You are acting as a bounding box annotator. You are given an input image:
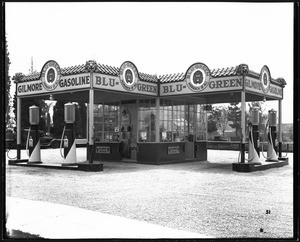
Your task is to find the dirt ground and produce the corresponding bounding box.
[5,149,294,238]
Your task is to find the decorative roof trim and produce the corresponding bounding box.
[18,61,285,87]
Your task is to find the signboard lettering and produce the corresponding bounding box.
[245,78,262,90]
[245,77,282,98]
[18,83,43,93]
[17,73,92,96]
[209,78,242,89]
[96,146,111,154]
[94,73,157,96]
[59,75,90,88]
[168,146,180,154]
[161,77,243,95]
[95,76,117,87]
[137,83,157,93]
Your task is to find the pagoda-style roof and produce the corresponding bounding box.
[19,62,158,83]
[18,61,286,87]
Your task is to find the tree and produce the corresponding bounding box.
[207,114,218,139]
[5,36,11,129]
[52,101,87,139]
[52,101,64,138]
[211,105,228,138]
[74,101,87,138]
[228,102,241,138]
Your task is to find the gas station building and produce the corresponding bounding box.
[14,60,287,168]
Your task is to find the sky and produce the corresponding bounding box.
[5,2,294,124]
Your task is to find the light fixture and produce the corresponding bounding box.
[122,108,127,116]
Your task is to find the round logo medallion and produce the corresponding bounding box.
[41,61,60,91]
[186,63,210,92]
[119,62,138,91]
[260,66,271,94]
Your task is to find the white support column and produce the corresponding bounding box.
[187,104,190,137]
[102,103,105,141]
[240,91,246,163]
[171,101,174,142]
[136,100,139,142]
[89,89,94,145]
[155,97,160,142]
[86,104,89,140]
[17,97,21,159]
[278,99,282,157]
[278,100,282,142]
[119,102,122,140]
[86,64,95,163]
[205,105,208,141]
[241,92,246,143]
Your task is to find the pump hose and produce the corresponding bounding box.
[59,125,66,159]
[238,125,255,163]
[261,123,278,160]
[25,127,31,157]
[261,123,271,159]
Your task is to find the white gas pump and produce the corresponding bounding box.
[26,105,42,163]
[247,107,261,164]
[265,109,278,161]
[60,102,77,165]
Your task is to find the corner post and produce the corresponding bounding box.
[155,97,160,142]
[85,60,97,163]
[17,97,21,159]
[278,99,282,157]
[238,64,249,163]
[241,91,246,163]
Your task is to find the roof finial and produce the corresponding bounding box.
[276,77,287,87]
[236,64,249,75]
[85,60,97,72]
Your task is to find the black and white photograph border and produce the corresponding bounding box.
[3,2,297,240]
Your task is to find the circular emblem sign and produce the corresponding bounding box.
[41,61,61,91]
[186,63,210,92]
[260,65,271,94]
[119,62,139,91]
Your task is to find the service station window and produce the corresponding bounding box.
[173,101,185,142]
[159,99,173,142]
[94,103,119,142]
[188,104,207,141]
[159,100,185,142]
[159,100,207,142]
[138,99,156,142]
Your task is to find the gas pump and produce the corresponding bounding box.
[250,107,260,157]
[26,105,42,163]
[247,107,261,164]
[60,102,77,165]
[264,109,278,161]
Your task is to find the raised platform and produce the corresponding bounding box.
[77,162,103,172]
[232,158,289,172]
[8,159,29,165]
[8,160,103,172]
